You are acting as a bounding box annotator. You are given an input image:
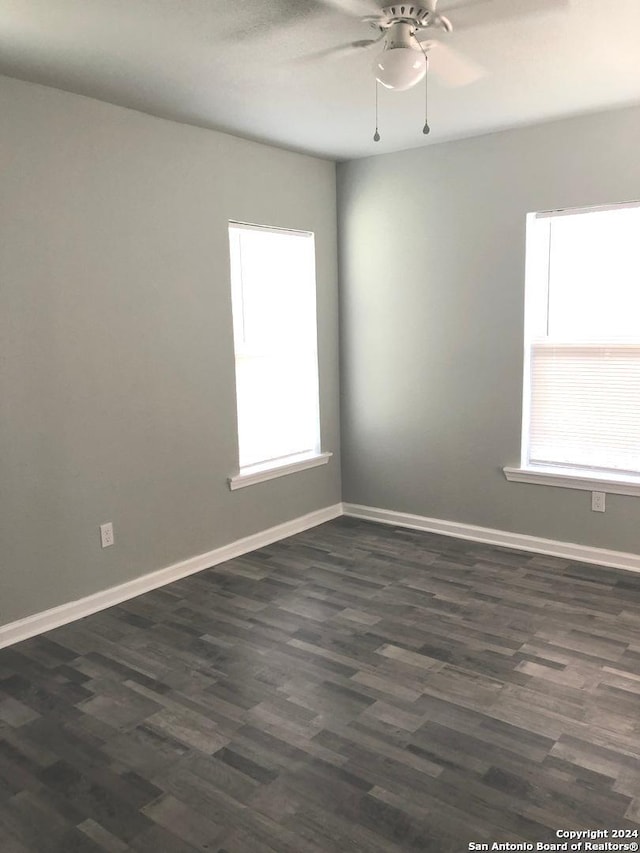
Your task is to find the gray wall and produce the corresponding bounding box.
[1,75,341,625]
[338,104,640,554]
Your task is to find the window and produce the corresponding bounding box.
[505,201,640,495]
[227,222,330,490]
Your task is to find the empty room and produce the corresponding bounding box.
[1,0,640,850]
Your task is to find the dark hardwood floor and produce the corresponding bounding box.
[1,517,640,852]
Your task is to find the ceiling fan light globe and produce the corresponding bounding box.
[373,47,426,91]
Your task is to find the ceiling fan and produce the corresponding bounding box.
[328,0,485,139]
[362,1,483,92]
[302,0,568,140]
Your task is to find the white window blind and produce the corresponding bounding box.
[523,202,640,478]
[228,222,321,471]
[529,343,640,474]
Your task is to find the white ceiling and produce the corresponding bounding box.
[1,0,640,161]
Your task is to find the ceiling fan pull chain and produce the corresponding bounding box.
[423,52,430,135]
[373,79,381,142]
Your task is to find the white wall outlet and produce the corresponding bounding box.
[100,522,115,548]
[591,492,606,513]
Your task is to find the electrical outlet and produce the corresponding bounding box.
[591,492,606,513]
[100,522,115,548]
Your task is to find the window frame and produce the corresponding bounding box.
[226,220,331,490]
[504,200,640,497]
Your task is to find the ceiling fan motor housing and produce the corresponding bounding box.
[371,5,452,36]
[381,5,431,27]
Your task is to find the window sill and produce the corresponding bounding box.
[503,466,640,497]
[228,451,332,491]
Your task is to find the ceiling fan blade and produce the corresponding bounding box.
[445,0,570,31]
[422,40,487,87]
[415,0,453,32]
[362,15,390,27]
[312,0,383,17]
[292,36,383,64]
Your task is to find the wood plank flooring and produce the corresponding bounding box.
[1,517,640,851]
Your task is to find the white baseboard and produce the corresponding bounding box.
[4,499,637,650]
[343,502,640,574]
[0,503,343,650]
